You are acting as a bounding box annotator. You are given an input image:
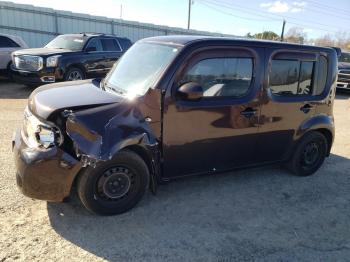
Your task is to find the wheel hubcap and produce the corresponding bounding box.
[302,142,320,166]
[97,167,133,200]
[68,70,83,81]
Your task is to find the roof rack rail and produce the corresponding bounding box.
[79,32,116,37]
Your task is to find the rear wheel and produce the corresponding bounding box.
[287,131,328,176]
[64,67,84,81]
[77,150,149,215]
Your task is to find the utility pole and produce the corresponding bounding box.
[120,4,123,19]
[187,0,192,30]
[280,19,286,41]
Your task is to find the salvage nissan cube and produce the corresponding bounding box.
[13,36,338,215]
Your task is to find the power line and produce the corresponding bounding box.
[200,0,346,34]
[304,0,350,15]
[296,2,350,21]
[199,0,280,22]
[209,0,349,30]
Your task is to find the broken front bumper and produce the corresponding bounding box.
[12,128,82,202]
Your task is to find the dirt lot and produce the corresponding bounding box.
[0,80,350,261]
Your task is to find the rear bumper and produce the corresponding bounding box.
[12,128,82,202]
[10,66,64,85]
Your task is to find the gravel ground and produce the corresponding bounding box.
[0,80,350,262]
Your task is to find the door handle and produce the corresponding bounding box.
[300,104,313,114]
[240,107,257,118]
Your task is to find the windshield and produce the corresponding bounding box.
[104,42,181,99]
[339,52,350,63]
[45,35,86,50]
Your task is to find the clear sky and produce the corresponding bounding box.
[9,0,350,39]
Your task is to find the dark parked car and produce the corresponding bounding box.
[11,33,132,85]
[337,50,350,90]
[13,36,337,215]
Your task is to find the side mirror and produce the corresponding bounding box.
[177,82,203,101]
[85,46,97,52]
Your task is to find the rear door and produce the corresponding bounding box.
[162,46,265,178]
[0,36,20,69]
[256,49,327,162]
[100,38,123,73]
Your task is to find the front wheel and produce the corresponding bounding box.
[64,67,84,81]
[286,131,328,176]
[77,150,150,215]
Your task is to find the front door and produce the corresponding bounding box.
[162,46,264,178]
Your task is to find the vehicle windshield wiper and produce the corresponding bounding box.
[104,82,125,96]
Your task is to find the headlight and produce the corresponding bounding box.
[23,107,63,149]
[46,55,60,68]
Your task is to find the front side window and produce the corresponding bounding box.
[0,36,20,48]
[270,59,314,96]
[181,57,253,98]
[85,38,103,52]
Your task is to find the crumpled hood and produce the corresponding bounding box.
[28,79,123,120]
[13,47,75,56]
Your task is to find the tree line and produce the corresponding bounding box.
[245,27,350,50]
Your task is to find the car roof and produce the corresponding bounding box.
[57,33,129,40]
[0,32,21,40]
[141,35,335,52]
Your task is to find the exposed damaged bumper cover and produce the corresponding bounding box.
[12,128,82,202]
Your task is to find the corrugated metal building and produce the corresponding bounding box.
[0,1,233,47]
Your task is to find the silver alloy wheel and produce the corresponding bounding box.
[67,70,83,81]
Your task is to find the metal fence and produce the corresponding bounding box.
[0,1,232,47]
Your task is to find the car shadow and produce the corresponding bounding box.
[336,91,350,100]
[0,80,34,99]
[47,153,350,261]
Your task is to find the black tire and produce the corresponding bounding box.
[64,67,85,81]
[286,131,328,176]
[77,150,149,215]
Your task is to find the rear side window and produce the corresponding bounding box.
[101,39,122,52]
[181,57,253,98]
[269,59,314,96]
[0,36,20,48]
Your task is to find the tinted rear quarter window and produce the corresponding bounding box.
[0,36,20,48]
[101,38,122,52]
[315,56,328,95]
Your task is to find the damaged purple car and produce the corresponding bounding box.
[13,36,337,215]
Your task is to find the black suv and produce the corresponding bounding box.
[13,36,337,215]
[11,33,132,85]
[337,50,350,90]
